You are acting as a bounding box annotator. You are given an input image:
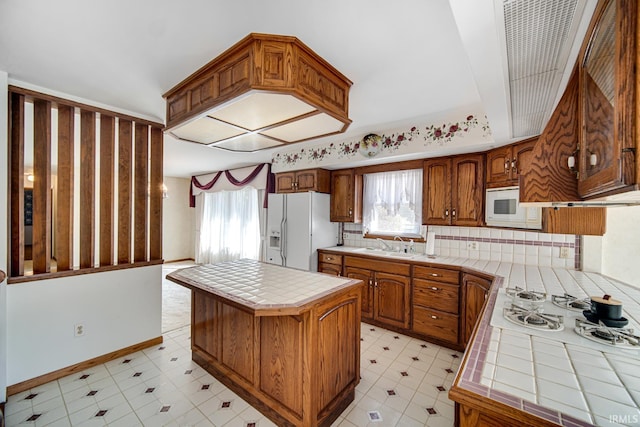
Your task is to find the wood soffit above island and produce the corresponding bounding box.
[163,33,352,153]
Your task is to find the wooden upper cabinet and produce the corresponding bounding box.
[423,158,452,225]
[330,169,362,222]
[486,138,536,188]
[423,155,484,226]
[451,154,485,226]
[275,169,330,193]
[578,0,637,198]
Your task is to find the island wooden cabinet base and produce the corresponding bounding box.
[190,286,362,427]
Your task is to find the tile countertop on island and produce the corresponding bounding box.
[322,246,640,426]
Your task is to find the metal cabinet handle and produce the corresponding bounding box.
[326,257,332,261]
[504,160,510,174]
[430,286,439,291]
[452,209,456,218]
[430,273,441,277]
[431,315,438,319]
[444,209,449,218]
[511,159,517,173]
[368,279,373,287]
[348,208,353,216]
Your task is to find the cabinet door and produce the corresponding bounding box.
[330,169,361,222]
[295,170,317,192]
[345,267,374,319]
[451,154,484,226]
[374,272,410,329]
[578,0,635,198]
[423,158,452,225]
[462,274,492,345]
[511,138,536,184]
[486,146,512,188]
[276,172,296,193]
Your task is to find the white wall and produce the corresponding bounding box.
[599,206,640,286]
[162,176,195,261]
[1,70,9,404]
[7,265,162,385]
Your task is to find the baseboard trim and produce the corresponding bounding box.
[7,336,163,396]
[164,258,195,264]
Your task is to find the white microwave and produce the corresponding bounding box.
[485,186,542,229]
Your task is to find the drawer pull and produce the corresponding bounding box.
[326,257,332,261]
[431,315,438,319]
[430,286,439,291]
[430,273,441,277]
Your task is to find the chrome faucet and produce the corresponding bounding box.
[394,236,406,252]
[376,238,393,251]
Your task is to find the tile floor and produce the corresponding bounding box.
[6,262,460,426]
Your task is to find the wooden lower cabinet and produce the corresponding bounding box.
[318,252,343,276]
[375,272,411,329]
[344,267,374,319]
[190,286,361,427]
[411,265,461,347]
[461,273,492,346]
[343,257,411,329]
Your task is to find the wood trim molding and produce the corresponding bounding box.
[9,92,25,277]
[6,259,164,285]
[32,99,52,274]
[134,123,149,262]
[99,115,115,267]
[149,127,163,261]
[79,110,96,269]
[118,119,133,264]
[56,105,75,271]
[8,85,164,128]
[7,336,163,396]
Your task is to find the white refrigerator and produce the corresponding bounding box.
[266,192,337,271]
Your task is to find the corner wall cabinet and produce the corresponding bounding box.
[578,0,637,198]
[423,154,485,227]
[275,168,330,193]
[330,169,362,222]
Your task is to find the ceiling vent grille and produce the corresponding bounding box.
[503,0,579,137]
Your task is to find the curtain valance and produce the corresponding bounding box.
[190,163,274,207]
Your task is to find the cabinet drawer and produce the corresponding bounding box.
[344,256,411,276]
[413,279,459,314]
[413,265,459,284]
[413,306,459,344]
[319,252,342,265]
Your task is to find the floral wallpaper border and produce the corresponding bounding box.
[272,113,491,171]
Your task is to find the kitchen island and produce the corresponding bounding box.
[166,259,363,427]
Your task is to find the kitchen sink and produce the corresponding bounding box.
[352,247,415,258]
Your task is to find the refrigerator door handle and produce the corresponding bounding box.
[280,196,287,266]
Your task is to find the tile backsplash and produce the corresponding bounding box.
[342,223,579,269]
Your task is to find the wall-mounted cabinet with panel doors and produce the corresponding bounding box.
[423,154,485,226]
[486,138,536,188]
[520,0,640,204]
[275,168,330,193]
[330,169,362,222]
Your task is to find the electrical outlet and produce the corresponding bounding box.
[467,241,478,250]
[74,323,85,337]
[559,247,570,259]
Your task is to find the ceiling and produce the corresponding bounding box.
[0,0,596,178]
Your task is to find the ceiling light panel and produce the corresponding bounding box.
[261,113,345,142]
[210,92,317,131]
[171,117,244,144]
[212,133,283,152]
